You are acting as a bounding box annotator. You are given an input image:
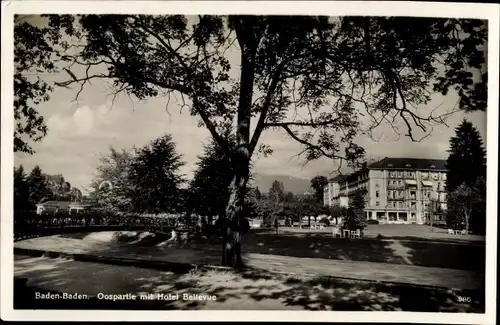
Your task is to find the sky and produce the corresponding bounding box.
[13,15,488,193]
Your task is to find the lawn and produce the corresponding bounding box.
[186,228,485,272]
[14,255,484,312]
[276,224,485,242]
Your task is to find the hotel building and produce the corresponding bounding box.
[323,157,447,225]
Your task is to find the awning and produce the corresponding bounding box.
[405,180,417,186]
[422,181,434,187]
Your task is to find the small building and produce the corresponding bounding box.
[36,201,88,215]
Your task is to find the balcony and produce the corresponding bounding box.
[387,183,405,189]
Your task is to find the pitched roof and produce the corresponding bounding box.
[368,157,447,171]
[37,201,87,208]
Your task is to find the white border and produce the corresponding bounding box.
[1,1,498,323]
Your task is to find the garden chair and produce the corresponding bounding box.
[332,227,341,238]
[319,225,325,230]
[447,229,454,235]
[351,229,361,239]
[461,229,467,235]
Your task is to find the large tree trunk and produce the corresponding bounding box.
[221,19,257,268]
[222,161,249,268]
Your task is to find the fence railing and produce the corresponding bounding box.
[13,210,192,241]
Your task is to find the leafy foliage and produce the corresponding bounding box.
[44,174,72,200]
[14,164,82,212]
[188,137,234,218]
[13,15,66,153]
[446,178,486,234]
[88,147,136,211]
[310,175,328,204]
[128,134,185,213]
[343,190,367,230]
[26,165,50,209]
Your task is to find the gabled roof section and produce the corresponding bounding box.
[368,157,447,171]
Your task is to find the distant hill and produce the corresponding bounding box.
[249,173,312,195]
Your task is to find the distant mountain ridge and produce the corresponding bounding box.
[249,173,312,195]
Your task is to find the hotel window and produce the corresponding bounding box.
[376,191,380,198]
[410,202,417,209]
[376,201,380,207]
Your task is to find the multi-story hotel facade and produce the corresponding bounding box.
[323,157,447,225]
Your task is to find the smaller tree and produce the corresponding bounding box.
[447,180,484,233]
[14,165,29,212]
[26,165,50,209]
[310,175,329,204]
[88,147,135,211]
[128,134,185,213]
[328,204,343,226]
[343,190,367,231]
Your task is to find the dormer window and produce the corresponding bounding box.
[430,165,436,169]
[405,164,411,168]
[387,164,393,168]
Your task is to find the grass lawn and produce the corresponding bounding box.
[14,255,484,312]
[187,229,485,272]
[276,224,485,242]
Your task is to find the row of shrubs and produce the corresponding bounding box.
[14,209,191,230]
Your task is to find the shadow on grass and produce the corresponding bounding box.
[188,232,406,265]
[15,265,485,312]
[398,239,486,273]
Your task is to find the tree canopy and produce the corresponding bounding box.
[128,134,185,213]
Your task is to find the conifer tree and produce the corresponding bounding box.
[343,189,367,231]
[14,165,29,212]
[446,119,486,193]
[26,165,50,209]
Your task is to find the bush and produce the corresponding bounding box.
[342,207,367,231]
[367,219,379,225]
[319,217,330,226]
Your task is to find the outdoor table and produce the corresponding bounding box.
[342,229,350,238]
[454,230,461,235]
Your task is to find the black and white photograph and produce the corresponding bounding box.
[1,1,498,323]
